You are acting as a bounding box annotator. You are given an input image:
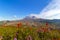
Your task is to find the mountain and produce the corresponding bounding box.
[0,16,60,29]
[23,16,60,23]
[23,16,60,25]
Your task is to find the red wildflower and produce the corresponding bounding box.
[46,22,48,27]
[17,22,22,28]
[41,28,48,32]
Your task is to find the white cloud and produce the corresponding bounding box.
[0,15,20,21]
[13,15,17,18]
[30,0,60,19]
[0,17,5,21]
[11,15,21,20]
[0,17,8,21]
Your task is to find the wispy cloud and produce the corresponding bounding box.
[0,17,5,21]
[0,15,20,21]
[30,0,60,19]
[13,15,17,18]
[11,15,20,20]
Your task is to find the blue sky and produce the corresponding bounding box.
[0,0,51,20]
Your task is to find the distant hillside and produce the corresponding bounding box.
[22,16,60,28]
[0,16,60,28]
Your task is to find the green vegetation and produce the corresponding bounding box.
[0,22,60,40]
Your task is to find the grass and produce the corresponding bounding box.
[0,25,60,40]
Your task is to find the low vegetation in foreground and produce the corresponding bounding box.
[0,22,60,40]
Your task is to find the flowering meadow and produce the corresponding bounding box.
[0,22,60,40]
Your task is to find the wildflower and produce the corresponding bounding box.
[46,22,48,27]
[25,35,32,40]
[16,31,19,35]
[17,22,22,28]
[14,37,17,40]
[41,28,48,32]
[14,33,18,40]
[19,22,22,26]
